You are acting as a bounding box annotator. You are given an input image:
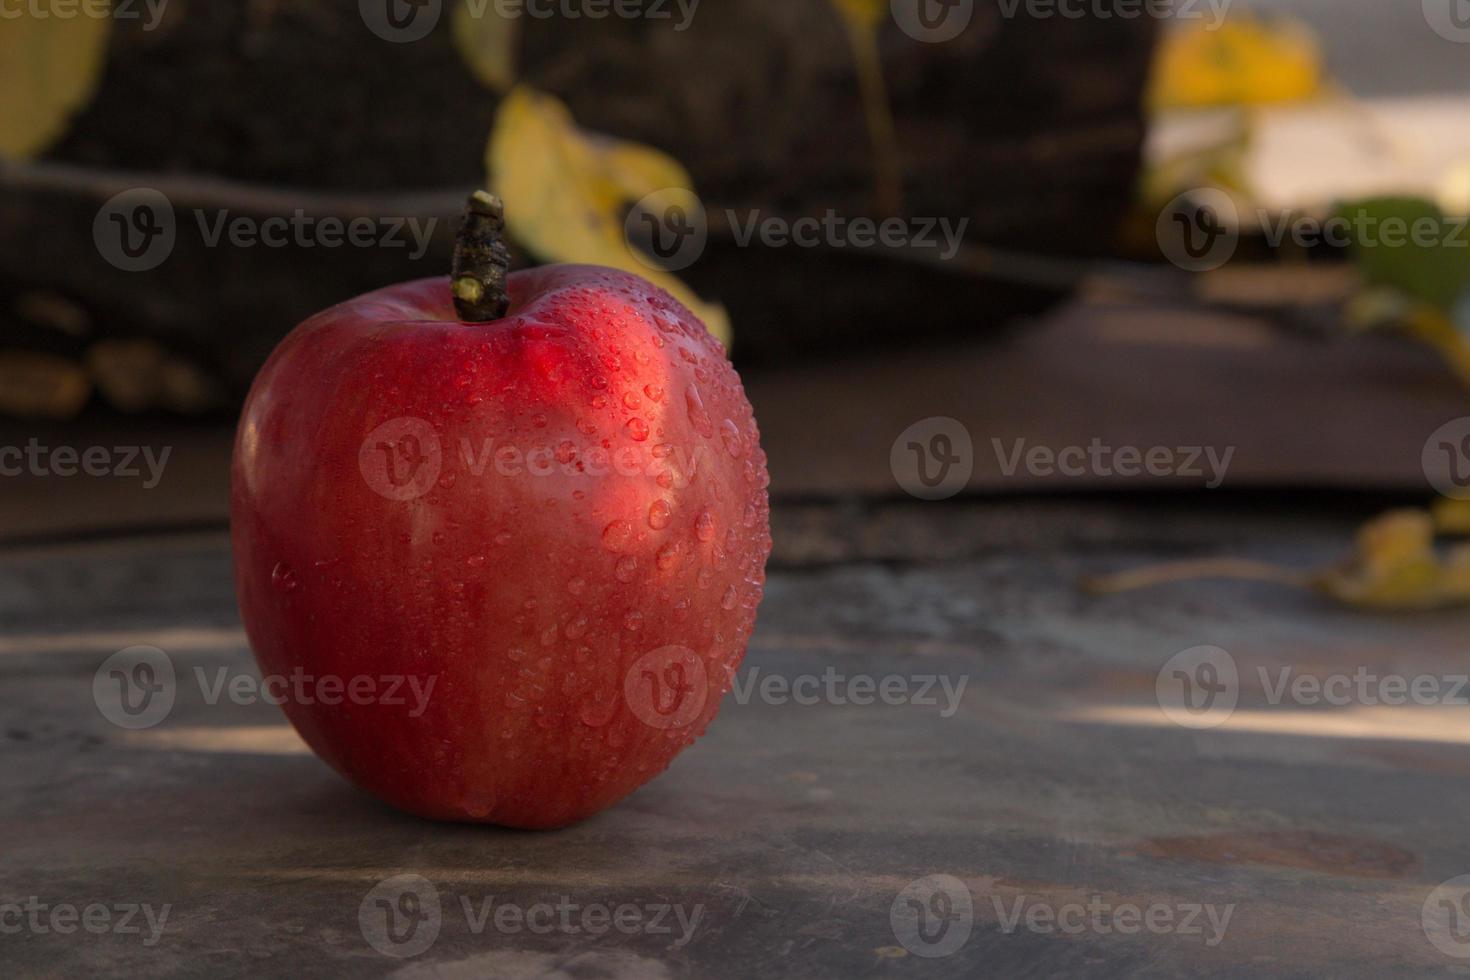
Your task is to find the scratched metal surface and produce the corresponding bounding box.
[5,501,1470,977]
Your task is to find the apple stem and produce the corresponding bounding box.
[452,191,512,322]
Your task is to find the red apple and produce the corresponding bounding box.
[231,194,771,829]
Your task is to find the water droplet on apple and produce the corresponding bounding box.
[720,419,745,458]
[624,610,644,631]
[615,555,638,583]
[721,586,738,610]
[623,391,641,410]
[577,418,598,436]
[602,520,634,551]
[695,509,716,542]
[580,695,615,728]
[566,616,589,639]
[644,384,664,402]
[625,418,650,442]
[648,499,671,529]
[685,386,715,438]
[656,542,680,570]
[567,577,587,596]
[467,555,487,567]
[271,562,298,593]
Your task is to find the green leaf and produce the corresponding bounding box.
[1334,197,1470,313]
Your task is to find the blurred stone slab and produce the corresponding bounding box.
[749,298,1468,496]
[6,503,1470,976]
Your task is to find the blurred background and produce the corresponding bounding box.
[3,0,1470,544]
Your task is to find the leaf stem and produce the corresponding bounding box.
[1082,558,1313,595]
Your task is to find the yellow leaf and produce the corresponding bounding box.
[1148,17,1322,111]
[487,86,730,346]
[0,8,110,160]
[1433,497,1470,536]
[451,0,518,93]
[828,0,886,29]
[1314,509,1470,611]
